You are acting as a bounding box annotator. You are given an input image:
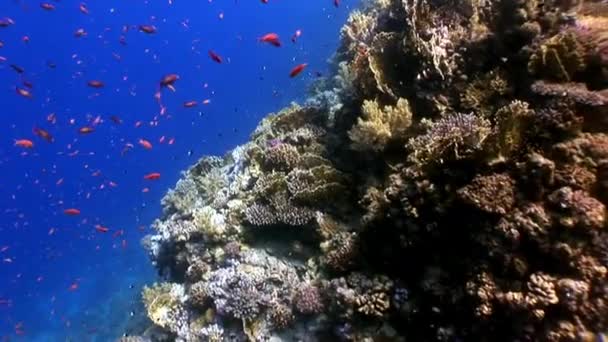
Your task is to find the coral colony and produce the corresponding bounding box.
[127,0,608,341]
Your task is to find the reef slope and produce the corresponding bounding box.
[131,0,608,341]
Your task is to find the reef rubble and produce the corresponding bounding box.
[127,0,608,341]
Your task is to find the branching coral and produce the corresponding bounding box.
[528,31,587,82]
[320,231,359,272]
[348,98,413,151]
[489,100,534,159]
[293,282,325,314]
[263,143,301,171]
[407,112,492,165]
[330,273,393,319]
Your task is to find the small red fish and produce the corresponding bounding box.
[95,225,109,233]
[33,127,54,142]
[159,74,179,90]
[68,282,79,291]
[334,0,339,7]
[87,80,104,88]
[261,0,268,3]
[64,208,81,216]
[143,172,161,180]
[289,63,307,78]
[14,139,34,148]
[183,100,197,108]
[138,139,153,149]
[16,87,32,98]
[208,50,222,63]
[79,126,94,134]
[259,33,281,47]
[139,25,157,34]
[40,2,55,10]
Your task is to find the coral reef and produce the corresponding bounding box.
[135,0,608,341]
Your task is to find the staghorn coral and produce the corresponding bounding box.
[348,98,413,151]
[407,112,492,165]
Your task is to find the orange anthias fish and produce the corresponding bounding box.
[63,208,81,216]
[79,126,94,134]
[183,100,197,108]
[159,74,179,91]
[138,139,153,149]
[259,33,281,47]
[33,127,54,143]
[143,172,161,180]
[87,80,104,88]
[208,50,222,63]
[94,225,109,233]
[40,2,55,10]
[289,63,307,78]
[15,87,32,98]
[14,139,34,148]
[139,25,157,34]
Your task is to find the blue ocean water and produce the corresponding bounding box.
[0,1,353,340]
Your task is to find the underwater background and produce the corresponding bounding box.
[0,0,353,340]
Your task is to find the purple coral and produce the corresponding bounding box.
[293,282,325,314]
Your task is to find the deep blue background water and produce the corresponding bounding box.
[0,0,353,340]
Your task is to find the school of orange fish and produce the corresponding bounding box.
[0,0,345,337]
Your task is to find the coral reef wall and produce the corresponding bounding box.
[130,0,608,341]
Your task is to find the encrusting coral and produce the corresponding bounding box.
[130,0,608,341]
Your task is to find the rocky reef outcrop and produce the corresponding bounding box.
[130,0,608,341]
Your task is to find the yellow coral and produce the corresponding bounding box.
[142,283,184,329]
[528,31,586,82]
[348,98,413,151]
